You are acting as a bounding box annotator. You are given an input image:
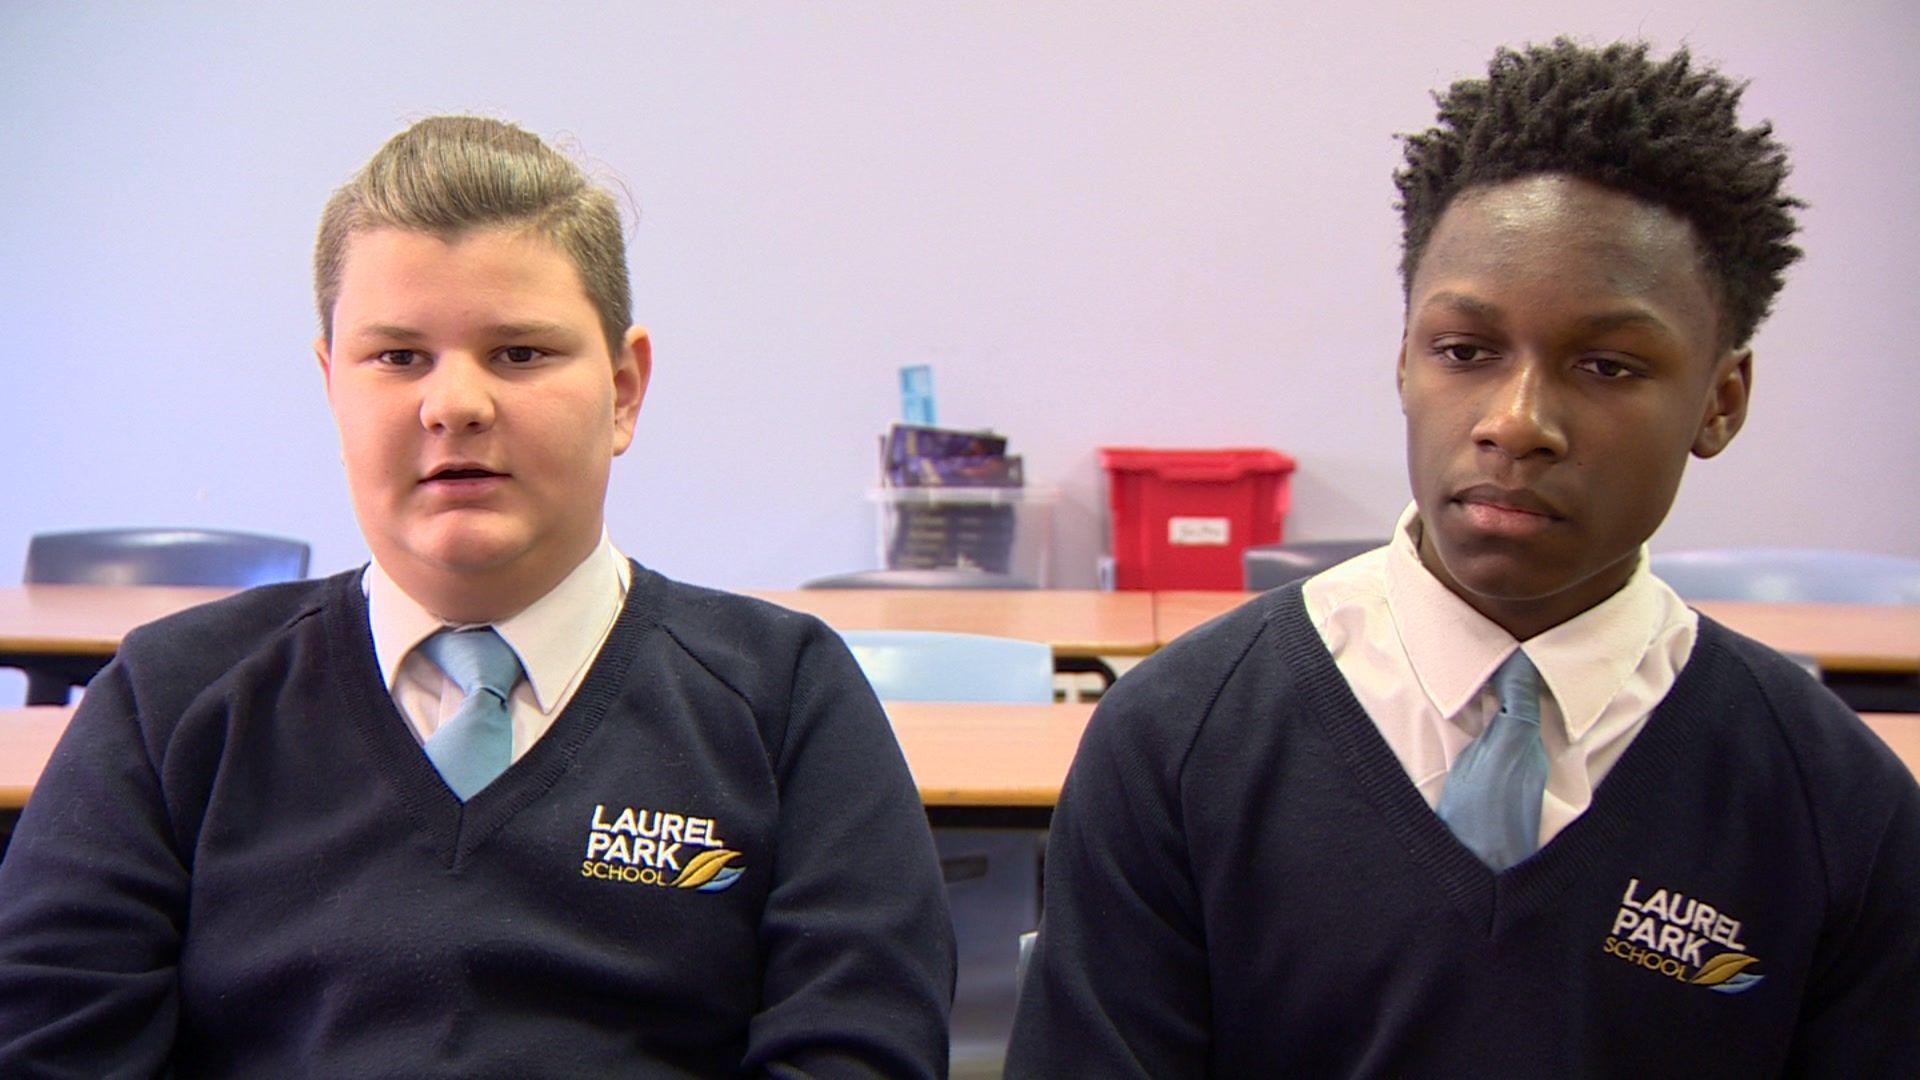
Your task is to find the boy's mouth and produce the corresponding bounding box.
[423,464,507,485]
[1452,484,1562,519]
[1450,484,1564,536]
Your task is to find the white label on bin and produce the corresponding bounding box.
[1169,517,1231,546]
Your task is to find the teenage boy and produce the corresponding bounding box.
[1008,40,1920,1076]
[0,117,955,1076]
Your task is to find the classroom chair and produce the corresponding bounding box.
[1243,538,1382,591]
[19,527,311,704]
[1649,548,1920,605]
[26,527,311,588]
[838,629,1052,1079]
[802,568,1036,590]
[1651,547,1920,713]
[802,565,1115,696]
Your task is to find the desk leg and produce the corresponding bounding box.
[1828,673,1920,714]
[24,673,73,707]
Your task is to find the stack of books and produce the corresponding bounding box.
[878,424,1025,574]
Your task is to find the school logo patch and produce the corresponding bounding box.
[580,803,743,893]
[1602,877,1764,994]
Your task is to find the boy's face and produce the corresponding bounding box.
[316,226,648,622]
[1398,174,1750,639]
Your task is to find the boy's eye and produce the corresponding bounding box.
[500,346,544,364]
[376,349,423,367]
[1580,356,1639,379]
[1437,343,1487,364]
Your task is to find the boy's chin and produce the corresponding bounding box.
[1436,545,1641,630]
[385,526,551,591]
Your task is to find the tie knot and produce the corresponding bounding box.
[1491,649,1542,726]
[419,627,522,702]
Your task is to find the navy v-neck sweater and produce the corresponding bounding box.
[0,567,954,1077]
[1007,584,1920,1077]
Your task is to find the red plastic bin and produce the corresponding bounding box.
[1100,447,1297,590]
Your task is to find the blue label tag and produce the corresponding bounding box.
[899,364,935,426]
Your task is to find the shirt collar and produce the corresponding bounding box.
[1384,503,1673,740]
[365,533,631,713]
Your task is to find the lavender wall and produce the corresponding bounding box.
[3,4,1914,670]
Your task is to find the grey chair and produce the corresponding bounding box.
[801,568,1036,590]
[1243,539,1382,591]
[1649,548,1920,605]
[18,528,311,704]
[26,528,310,588]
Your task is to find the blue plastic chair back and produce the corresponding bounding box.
[838,630,1054,704]
[1650,548,1920,605]
[25,528,311,588]
[836,627,1054,1070]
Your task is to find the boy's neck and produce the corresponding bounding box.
[1412,520,1637,642]
[382,536,605,626]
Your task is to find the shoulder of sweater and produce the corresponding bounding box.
[1691,617,1892,760]
[1085,586,1306,762]
[97,574,340,736]
[641,572,836,651]
[630,569,847,698]
[1691,616,1918,825]
[117,574,336,672]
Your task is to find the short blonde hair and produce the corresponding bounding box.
[314,116,631,354]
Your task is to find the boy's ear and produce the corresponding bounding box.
[313,336,334,388]
[1692,349,1753,459]
[1394,334,1410,410]
[610,325,652,456]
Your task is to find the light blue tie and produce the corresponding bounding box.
[416,627,522,801]
[1436,649,1547,870]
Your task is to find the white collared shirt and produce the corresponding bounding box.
[1301,504,1697,847]
[365,534,632,761]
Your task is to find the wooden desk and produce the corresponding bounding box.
[0,585,240,703]
[8,585,1911,677]
[749,590,1158,658]
[888,702,1094,809]
[0,703,1097,817]
[1152,591,1920,677]
[1693,601,1920,676]
[0,584,236,660]
[0,586,1154,694]
[1152,590,1259,647]
[3,706,1906,818]
[0,706,72,808]
[1861,713,1920,779]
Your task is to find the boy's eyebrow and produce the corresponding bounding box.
[341,320,582,342]
[347,322,428,343]
[1570,309,1674,337]
[1417,292,1674,336]
[1418,291,1504,323]
[486,320,578,340]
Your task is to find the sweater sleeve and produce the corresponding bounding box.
[0,660,186,1073]
[742,622,956,1079]
[1003,667,1212,1079]
[1783,757,1920,1074]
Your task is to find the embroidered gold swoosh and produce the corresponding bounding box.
[672,848,742,889]
[1690,952,1761,986]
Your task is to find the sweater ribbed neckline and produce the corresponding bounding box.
[1265,583,1737,937]
[322,563,666,867]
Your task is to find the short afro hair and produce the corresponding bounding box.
[1394,39,1802,348]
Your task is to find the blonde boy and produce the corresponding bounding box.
[0,117,954,1076]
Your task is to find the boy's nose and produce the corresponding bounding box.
[1471,360,1567,461]
[419,356,497,434]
